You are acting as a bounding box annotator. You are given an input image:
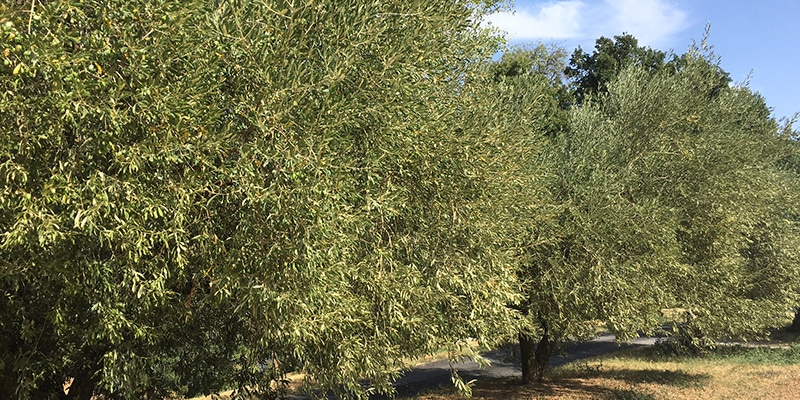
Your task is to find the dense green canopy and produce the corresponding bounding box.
[2,0,799,397]
[503,42,800,381]
[0,1,526,398]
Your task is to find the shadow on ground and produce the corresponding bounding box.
[455,376,612,399]
[558,367,710,388]
[394,365,709,400]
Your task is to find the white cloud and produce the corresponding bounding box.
[597,0,689,47]
[484,0,689,47]
[484,1,584,40]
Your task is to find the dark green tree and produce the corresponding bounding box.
[565,33,668,105]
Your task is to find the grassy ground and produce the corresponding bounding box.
[412,333,800,400]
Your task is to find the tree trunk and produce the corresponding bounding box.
[533,331,554,381]
[519,330,554,384]
[519,332,537,384]
[64,374,95,400]
[0,368,18,400]
[62,347,108,400]
[790,309,800,333]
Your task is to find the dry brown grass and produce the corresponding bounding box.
[412,346,800,400]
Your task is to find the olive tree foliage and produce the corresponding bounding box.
[456,45,564,274]
[775,126,800,332]
[587,46,800,346]
[485,43,678,383]
[488,44,571,138]
[513,42,800,382]
[516,82,678,383]
[0,0,523,398]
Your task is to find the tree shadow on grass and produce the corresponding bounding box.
[552,356,710,389]
[407,375,666,400]
[593,368,710,388]
[404,376,611,400]
[470,368,709,399]
[478,376,610,399]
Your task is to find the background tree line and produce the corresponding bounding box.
[1,0,798,398]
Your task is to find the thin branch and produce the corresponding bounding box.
[27,0,35,34]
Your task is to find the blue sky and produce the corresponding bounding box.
[484,0,799,122]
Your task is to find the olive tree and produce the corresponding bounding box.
[610,52,800,348]
[774,125,800,332]
[513,43,800,382]
[0,0,522,398]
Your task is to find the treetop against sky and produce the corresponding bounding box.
[485,0,800,122]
